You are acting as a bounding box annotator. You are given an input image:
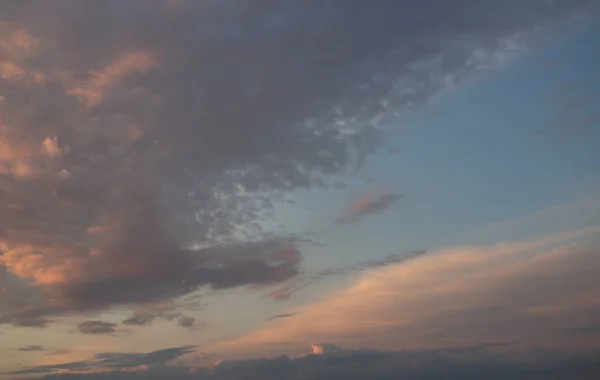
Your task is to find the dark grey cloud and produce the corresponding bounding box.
[0,308,50,328]
[122,315,155,327]
[267,313,295,321]
[14,345,44,352]
[46,350,70,356]
[564,325,600,335]
[1,231,301,324]
[0,0,597,324]
[177,316,196,329]
[12,344,600,380]
[77,321,117,335]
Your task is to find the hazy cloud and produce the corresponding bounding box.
[121,300,200,327]
[46,350,70,356]
[14,345,44,352]
[339,186,402,223]
[177,316,196,329]
[267,313,295,321]
[122,315,155,327]
[265,250,426,301]
[77,321,117,335]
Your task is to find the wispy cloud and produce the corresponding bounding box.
[3,345,196,376]
[13,345,44,352]
[267,313,296,321]
[265,250,426,301]
[338,186,402,223]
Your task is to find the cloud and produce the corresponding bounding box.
[0,309,50,328]
[339,186,402,223]
[68,51,157,108]
[214,226,600,356]
[308,343,348,356]
[0,0,596,324]
[3,345,196,376]
[266,282,309,302]
[121,300,198,327]
[46,350,70,356]
[13,344,600,380]
[14,345,44,352]
[265,250,426,301]
[77,321,117,335]
[1,221,302,324]
[177,316,196,329]
[121,315,154,327]
[267,313,295,321]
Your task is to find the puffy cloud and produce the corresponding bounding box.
[0,0,596,325]
[309,343,348,357]
[0,194,302,323]
[177,316,196,329]
[77,321,117,335]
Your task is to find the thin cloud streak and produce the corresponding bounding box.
[338,185,402,224]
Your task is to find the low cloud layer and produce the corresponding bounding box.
[10,344,600,380]
[0,0,597,326]
[3,345,196,376]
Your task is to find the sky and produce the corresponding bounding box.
[1,1,600,379]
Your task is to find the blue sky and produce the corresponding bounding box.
[293,20,600,273]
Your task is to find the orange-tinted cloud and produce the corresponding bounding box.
[211,226,600,357]
[68,51,157,107]
[340,185,401,223]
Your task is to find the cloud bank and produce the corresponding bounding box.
[9,343,600,380]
